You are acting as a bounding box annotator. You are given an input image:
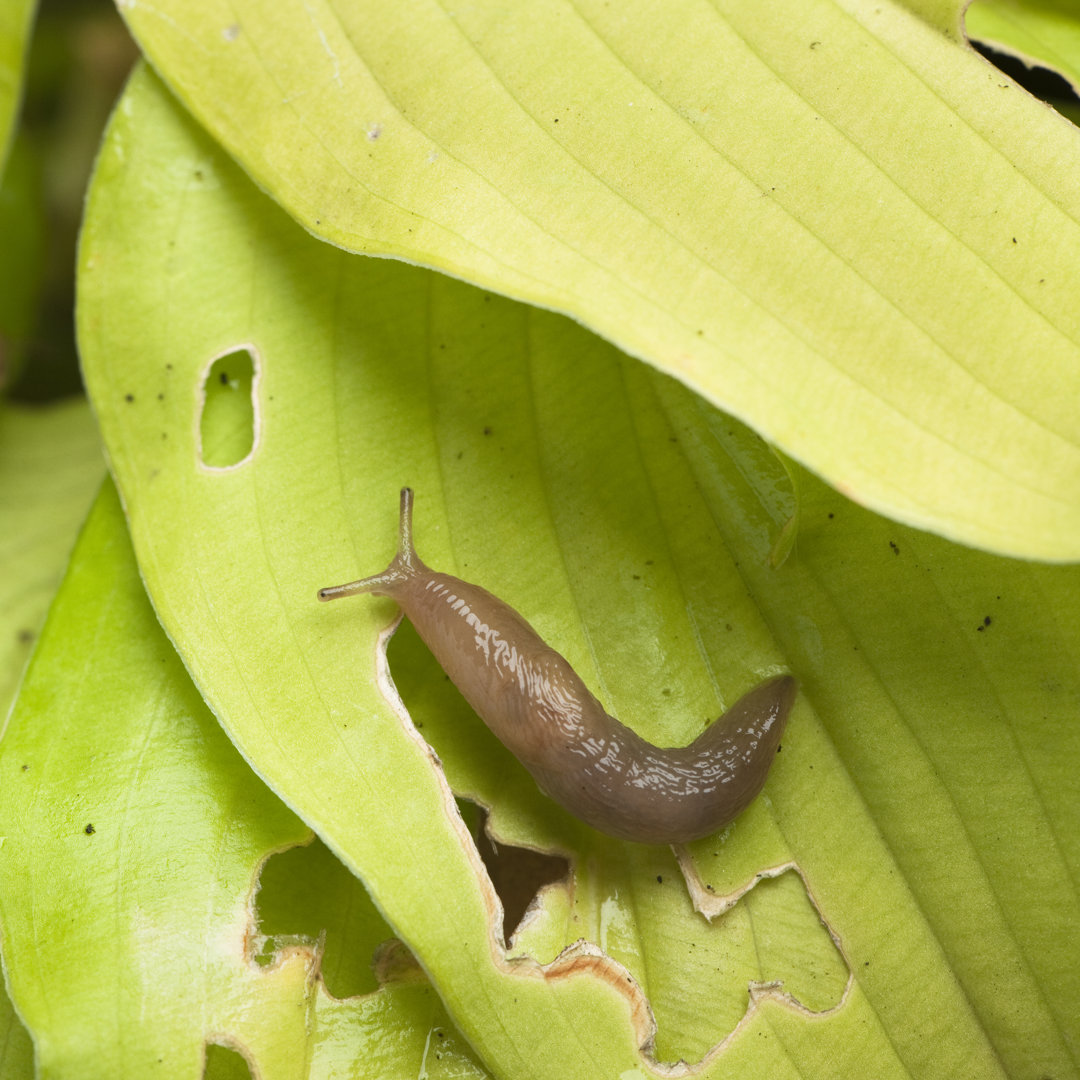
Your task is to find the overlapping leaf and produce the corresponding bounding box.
[74,66,1080,1078]
[0,481,490,1078]
[112,0,1080,560]
[0,400,99,1080]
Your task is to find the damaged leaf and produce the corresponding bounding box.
[0,480,490,1078]
[73,64,1080,1078]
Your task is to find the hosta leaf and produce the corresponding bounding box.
[75,65,1079,1078]
[0,481,489,1078]
[114,0,1080,560]
[0,397,100,1080]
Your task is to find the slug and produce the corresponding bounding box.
[319,488,796,845]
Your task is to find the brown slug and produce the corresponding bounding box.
[319,488,796,845]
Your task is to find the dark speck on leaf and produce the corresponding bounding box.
[828,512,835,519]
[483,426,492,436]
[84,824,95,835]
[124,393,134,403]
[17,628,33,644]
[219,371,229,385]
[21,764,29,771]
[889,541,899,555]
[656,875,663,884]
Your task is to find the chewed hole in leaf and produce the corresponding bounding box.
[198,347,257,468]
[646,867,848,1063]
[384,610,845,1061]
[508,848,850,1067]
[254,837,393,998]
[203,1042,254,1079]
[970,40,1080,114]
[470,805,570,944]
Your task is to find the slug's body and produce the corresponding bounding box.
[319,489,796,845]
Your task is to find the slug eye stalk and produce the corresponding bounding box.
[318,489,422,602]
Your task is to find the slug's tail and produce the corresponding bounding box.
[693,674,797,760]
[318,487,425,602]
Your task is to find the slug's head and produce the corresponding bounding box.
[318,487,426,602]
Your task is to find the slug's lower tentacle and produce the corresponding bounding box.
[319,488,796,845]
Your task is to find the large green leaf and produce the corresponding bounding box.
[75,66,1079,1078]
[115,0,1080,561]
[0,480,490,1078]
[968,0,1080,91]
[0,398,100,1080]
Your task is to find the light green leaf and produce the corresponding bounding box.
[967,0,1080,92]
[115,0,1080,561]
[0,397,97,1080]
[0,480,490,1078]
[76,66,1079,1078]
[0,0,33,177]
